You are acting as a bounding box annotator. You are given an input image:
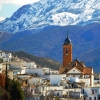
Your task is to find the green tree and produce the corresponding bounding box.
[10,80,25,100]
[4,63,24,100]
[0,58,3,63]
[55,96,60,100]
[0,86,10,100]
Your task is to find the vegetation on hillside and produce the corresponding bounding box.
[12,51,61,70]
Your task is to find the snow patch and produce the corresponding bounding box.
[52,12,79,25]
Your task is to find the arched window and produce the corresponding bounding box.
[66,49,68,54]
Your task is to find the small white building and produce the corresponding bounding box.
[50,74,66,85]
[28,77,47,85]
[25,68,43,77]
[64,88,82,99]
[37,85,64,96]
[9,60,37,69]
[0,50,12,62]
[83,87,100,100]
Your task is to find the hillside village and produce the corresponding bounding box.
[0,36,100,100]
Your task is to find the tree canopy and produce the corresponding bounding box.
[0,73,25,100]
[9,80,24,100]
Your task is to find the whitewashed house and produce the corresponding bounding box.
[0,50,12,62]
[83,87,100,100]
[28,77,47,86]
[63,88,83,99]
[37,85,64,96]
[9,60,38,75]
[50,74,66,85]
[9,60,36,69]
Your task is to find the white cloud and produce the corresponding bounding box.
[0,0,40,6]
[0,17,5,21]
[0,4,2,10]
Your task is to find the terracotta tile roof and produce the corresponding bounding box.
[83,67,92,74]
[59,59,93,75]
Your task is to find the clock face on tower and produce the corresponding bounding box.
[66,48,68,54]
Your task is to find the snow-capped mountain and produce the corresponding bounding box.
[0,0,100,33]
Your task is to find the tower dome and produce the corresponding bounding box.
[64,35,71,45]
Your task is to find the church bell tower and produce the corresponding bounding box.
[63,35,72,67]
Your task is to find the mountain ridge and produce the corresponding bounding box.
[0,0,100,33]
[0,23,100,72]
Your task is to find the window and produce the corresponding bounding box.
[95,89,97,93]
[92,90,94,94]
[73,75,75,77]
[80,75,82,77]
[74,62,77,66]
[98,96,100,100]
[94,97,96,100]
[83,89,84,94]
[57,93,59,96]
[66,49,68,54]
[63,77,66,79]
[25,80,27,84]
[91,89,97,94]
[89,97,92,100]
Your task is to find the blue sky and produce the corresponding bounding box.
[0,4,20,18]
[0,0,40,21]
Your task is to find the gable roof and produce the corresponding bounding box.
[67,67,82,73]
[59,59,93,75]
[83,67,92,74]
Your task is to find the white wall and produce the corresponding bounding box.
[3,58,11,62]
[0,51,12,60]
[42,68,50,74]
[64,88,81,94]
[20,69,26,74]
[83,87,100,100]
[37,85,63,96]
[43,75,50,80]
[70,77,79,82]
[22,61,36,68]
[28,77,40,85]
[10,61,22,69]
[47,86,63,91]
[0,52,5,58]
[10,61,36,69]
[25,68,43,77]
[79,78,90,87]
[67,67,81,74]
[91,74,94,87]
[50,74,66,85]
